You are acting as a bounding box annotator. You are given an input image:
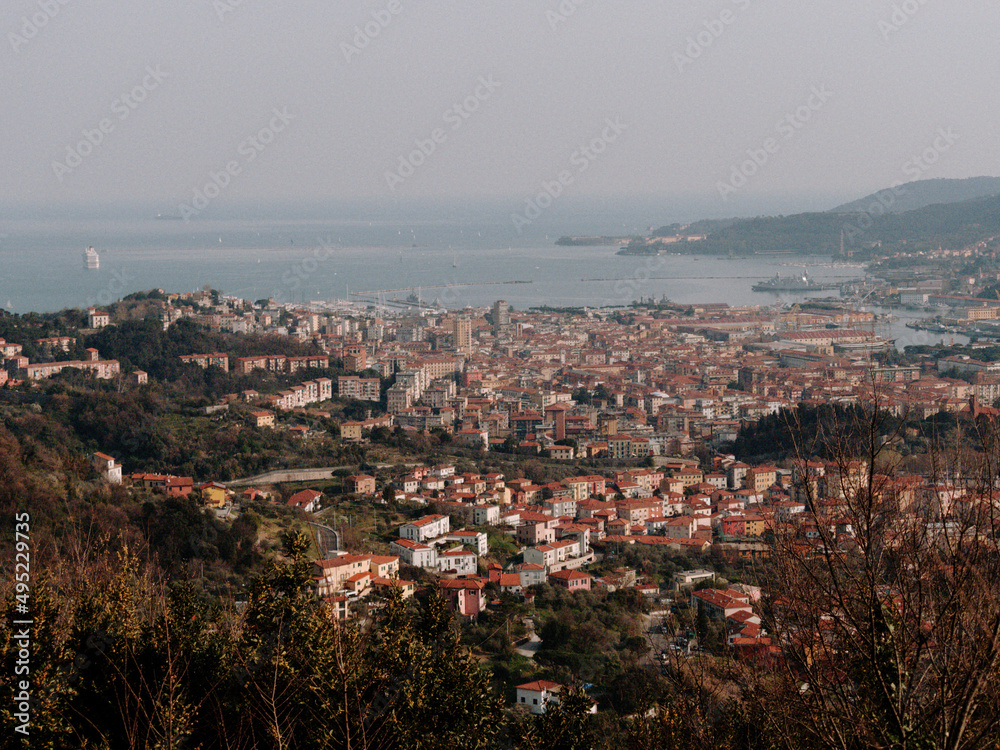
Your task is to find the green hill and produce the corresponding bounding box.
[632,190,1000,257]
[830,176,1000,214]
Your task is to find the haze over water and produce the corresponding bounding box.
[0,201,958,352]
[0,201,837,311]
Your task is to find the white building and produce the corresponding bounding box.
[662,517,697,539]
[91,452,122,484]
[399,514,450,543]
[899,290,930,306]
[522,538,586,573]
[515,681,595,715]
[523,544,558,570]
[515,681,562,714]
[439,529,488,556]
[338,376,380,401]
[674,569,716,591]
[389,539,437,568]
[472,505,500,526]
[518,563,546,587]
[435,548,478,576]
[544,498,577,518]
[87,307,110,328]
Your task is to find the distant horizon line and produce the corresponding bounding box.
[3,175,998,226]
[0,193,884,220]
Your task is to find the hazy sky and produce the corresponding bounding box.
[2,0,998,215]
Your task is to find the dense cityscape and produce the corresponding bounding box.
[3,223,1000,747]
[5,2,1000,747]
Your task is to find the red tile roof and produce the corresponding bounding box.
[517,680,562,692]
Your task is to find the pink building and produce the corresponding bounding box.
[439,578,486,619]
[547,569,592,591]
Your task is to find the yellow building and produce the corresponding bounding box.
[200,481,228,507]
[744,467,777,493]
[743,515,766,537]
[250,410,275,428]
[967,306,1000,321]
[340,421,363,440]
[674,468,704,488]
[373,577,415,599]
[453,316,473,355]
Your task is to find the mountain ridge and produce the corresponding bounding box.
[634,180,1000,257]
[829,176,1000,214]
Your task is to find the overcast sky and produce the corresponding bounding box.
[2,0,998,215]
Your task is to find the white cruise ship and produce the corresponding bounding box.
[83,246,99,270]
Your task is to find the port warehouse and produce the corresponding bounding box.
[901,291,1000,312]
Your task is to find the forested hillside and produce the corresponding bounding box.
[642,192,1000,256]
